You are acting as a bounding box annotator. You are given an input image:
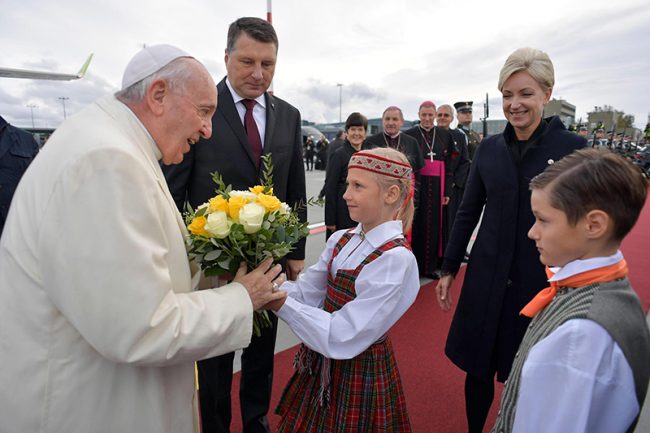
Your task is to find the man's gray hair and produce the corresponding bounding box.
[115,57,194,103]
[438,104,455,118]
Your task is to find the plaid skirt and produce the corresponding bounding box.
[275,337,411,433]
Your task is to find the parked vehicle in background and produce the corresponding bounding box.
[301,126,326,144]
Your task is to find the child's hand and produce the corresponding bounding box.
[261,292,288,312]
[436,275,454,311]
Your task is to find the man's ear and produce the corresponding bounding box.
[146,79,169,116]
[584,209,610,240]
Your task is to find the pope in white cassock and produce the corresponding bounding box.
[0,45,286,433]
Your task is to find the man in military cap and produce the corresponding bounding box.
[577,124,589,138]
[454,101,481,161]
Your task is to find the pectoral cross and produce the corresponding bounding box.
[427,151,436,161]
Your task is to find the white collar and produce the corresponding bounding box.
[351,221,404,248]
[549,251,624,282]
[225,78,266,109]
[99,95,161,161]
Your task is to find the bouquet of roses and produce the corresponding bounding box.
[185,155,309,336]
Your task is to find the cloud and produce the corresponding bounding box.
[1,0,648,130]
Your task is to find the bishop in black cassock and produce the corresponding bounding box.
[404,101,456,277]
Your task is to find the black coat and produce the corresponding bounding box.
[442,116,586,381]
[323,141,371,230]
[447,128,470,190]
[0,116,39,236]
[162,78,307,260]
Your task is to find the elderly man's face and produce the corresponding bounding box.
[419,106,436,130]
[436,107,453,129]
[159,63,216,165]
[225,32,277,99]
[382,109,404,137]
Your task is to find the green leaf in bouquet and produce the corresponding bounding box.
[204,249,222,261]
[197,241,212,253]
[193,254,204,262]
[195,207,207,218]
[204,266,225,277]
[266,213,276,223]
[218,258,231,270]
[274,225,286,242]
[260,154,274,189]
[210,172,229,197]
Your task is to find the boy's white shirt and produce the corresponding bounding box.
[276,220,420,360]
[512,251,638,433]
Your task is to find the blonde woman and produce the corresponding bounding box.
[435,47,587,433]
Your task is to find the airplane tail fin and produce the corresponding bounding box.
[76,53,93,78]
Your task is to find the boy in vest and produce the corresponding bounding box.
[492,148,650,433]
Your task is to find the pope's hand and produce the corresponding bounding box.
[234,258,287,310]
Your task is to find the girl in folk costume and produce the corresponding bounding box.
[272,147,420,432]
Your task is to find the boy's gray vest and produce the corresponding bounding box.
[492,278,650,433]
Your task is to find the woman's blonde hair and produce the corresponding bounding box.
[357,147,415,233]
[497,47,555,92]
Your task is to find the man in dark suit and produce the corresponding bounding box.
[435,104,470,238]
[326,129,346,163]
[0,115,39,237]
[162,17,306,433]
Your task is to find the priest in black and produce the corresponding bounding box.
[365,106,424,175]
[404,101,456,278]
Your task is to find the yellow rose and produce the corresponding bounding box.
[204,211,231,239]
[239,203,265,234]
[256,193,282,213]
[249,185,265,194]
[188,216,209,237]
[228,195,248,221]
[208,195,228,213]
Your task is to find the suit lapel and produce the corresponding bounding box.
[217,79,257,167]
[263,92,275,156]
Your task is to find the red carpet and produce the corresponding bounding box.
[227,199,650,433]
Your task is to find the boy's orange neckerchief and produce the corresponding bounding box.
[520,260,628,318]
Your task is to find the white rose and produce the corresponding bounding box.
[239,203,265,234]
[278,202,291,215]
[229,190,258,202]
[204,211,232,238]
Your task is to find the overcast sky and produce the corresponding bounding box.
[1,0,649,130]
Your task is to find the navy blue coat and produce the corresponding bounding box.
[0,116,39,236]
[442,116,586,380]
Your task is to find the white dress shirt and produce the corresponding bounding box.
[512,251,638,433]
[276,221,420,360]
[226,78,266,146]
